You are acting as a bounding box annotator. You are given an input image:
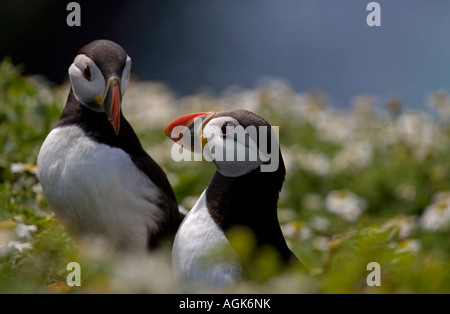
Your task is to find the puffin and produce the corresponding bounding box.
[37,40,183,252]
[164,109,301,287]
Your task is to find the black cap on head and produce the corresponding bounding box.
[215,109,276,155]
[215,109,271,129]
[78,39,128,78]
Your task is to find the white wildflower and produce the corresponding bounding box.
[31,183,44,195]
[8,241,32,252]
[419,199,450,231]
[281,221,312,241]
[312,236,330,252]
[315,113,356,144]
[309,216,330,232]
[0,241,33,255]
[298,226,313,241]
[286,146,331,176]
[15,224,37,240]
[395,112,442,161]
[298,150,331,176]
[396,112,430,146]
[0,221,36,256]
[431,191,450,203]
[325,190,367,222]
[332,141,373,173]
[10,163,37,175]
[393,239,421,255]
[382,215,418,239]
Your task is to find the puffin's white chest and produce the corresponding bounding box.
[172,191,242,287]
[37,125,161,250]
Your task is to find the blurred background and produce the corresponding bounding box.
[2,0,450,108]
[2,0,450,294]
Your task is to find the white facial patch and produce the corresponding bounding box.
[68,53,132,111]
[202,117,280,177]
[68,54,106,110]
[120,56,132,95]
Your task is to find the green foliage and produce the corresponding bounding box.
[1,58,450,293]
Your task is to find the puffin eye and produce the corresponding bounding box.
[82,66,92,81]
[220,122,230,137]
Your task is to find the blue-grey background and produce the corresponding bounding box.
[1,0,450,108]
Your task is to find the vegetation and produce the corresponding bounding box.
[1,58,450,293]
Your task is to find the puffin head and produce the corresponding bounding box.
[68,39,132,135]
[164,109,282,177]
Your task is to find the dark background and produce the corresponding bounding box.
[1,0,450,108]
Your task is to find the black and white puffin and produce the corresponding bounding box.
[37,40,182,252]
[164,109,301,286]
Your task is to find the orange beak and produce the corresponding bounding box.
[163,112,215,152]
[103,77,122,135]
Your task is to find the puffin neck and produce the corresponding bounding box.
[58,89,125,145]
[205,154,291,261]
